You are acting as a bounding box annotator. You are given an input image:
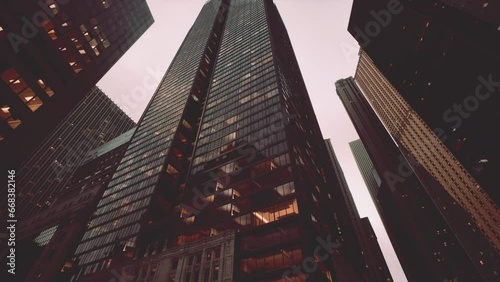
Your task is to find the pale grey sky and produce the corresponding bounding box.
[98,0,407,281]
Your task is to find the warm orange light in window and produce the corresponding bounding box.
[47,29,57,40]
[7,118,21,129]
[27,97,43,112]
[45,87,55,97]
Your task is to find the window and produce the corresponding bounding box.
[102,0,111,8]
[1,68,44,111]
[47,29,57,40]
[37,79,54,97]
[0,105,21,129]
[46,0,59,15]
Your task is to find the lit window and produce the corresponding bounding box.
[47,29,57,40]
[79,49,86,55]
[69,62,82,73]
[93,48,100,56]
[19,88,36,102]
[27,96,43,112]
[89,39,98,48]
[0,26,4,32]
[72,39,82,49]
[483,3,489,8]
[45,87,55,97]
[102,0,111,8]
[37,79,46,88]
[0,105,11,116]
[1,68,20,85]
[37,79,55,97]
[62,22,68,27]
[7,118,22,129]
[102,39,110,48]
[44,0,59,14]
[0,105,22,129]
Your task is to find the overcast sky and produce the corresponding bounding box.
[98,0,407,280]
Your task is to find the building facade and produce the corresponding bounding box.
[0,128,133,282]
[70,1,371,281]
[2,87,135,220]
[354,50,500,254]
[348,0,500,205]
[0,0,152,167]
[338,77,499,281]
[325,139,393,282]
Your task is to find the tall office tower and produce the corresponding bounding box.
[3,87,135,220]
[338,77,500,281]
[348,0,500,205]
[354,50,500,253]
[0,0,152,167]
[1,128,134,282]
[358,217,392,281]
[325,139,393,282]
[71,1,369,281]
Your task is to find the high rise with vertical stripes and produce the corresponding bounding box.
[9,86,136,220]
[69,1,383,281]
[0,0,153,168]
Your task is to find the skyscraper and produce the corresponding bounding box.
[354,49,500,253]
[5,86,135,220]
[338,77,500,281]
[325,139,393,282]
[70,1,373,281]
[2,127,134,282]
[0,0,153,167]
[348,0,500,205]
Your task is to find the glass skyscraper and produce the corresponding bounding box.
[71,1,381,281]
[0,0,153,168]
